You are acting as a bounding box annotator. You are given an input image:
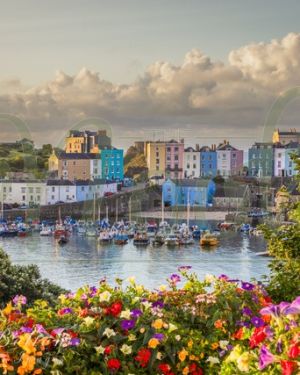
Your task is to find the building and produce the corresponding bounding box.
[183,147,200,178]
[145,141,166,178]
[46,179,118,204]
[0,180,46,206]
[216,141,244,177]
[248,142,274,177]
[274,142,300,177]
[165,139,184,179]
[162,178,215,207]
[46,180,77,205]
[48,150,61,172]
[57,153,101,181]
[272,129,300,145]
[65,130,111,154]
[213,185,247,209]
[200,146,217,177]
[100,148,124,180]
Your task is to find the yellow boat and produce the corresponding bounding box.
[200,234,219,246]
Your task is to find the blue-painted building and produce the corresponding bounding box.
[162,178,216,207]
[100,148,124,181]
[200,146,217,177]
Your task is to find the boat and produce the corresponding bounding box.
[0,229,19,237]
[200,233,219,247]
[178,235,194,246]
[133,231,150,246]
[146,221,157,237]
[218,222,237,231]
[98,231,113,244]
[250,228,264,237]
[165,233,179,247]
[58,235,68,245]
[40,226,52,236]
[152,232,165,246]
[192,229,201,239]
[114,233,129,245]
[54,224,68,238]
[17,224,32,237]
[240,223,252,232]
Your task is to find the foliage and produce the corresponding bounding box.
[0,249,66,307]
[0,269,299,374]
[124,150,148,179]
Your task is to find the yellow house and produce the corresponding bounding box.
[48,150,59,171]
[65,135,85,153]
[146,142,166,177]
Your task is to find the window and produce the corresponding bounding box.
[278,153,282,158]
[174,155,178,161]
[278,161,281,168]
[36,187,41,193]
[30,195,33,201]
[209,155,212,161]
[174,163,178,169]
[187,163,190,169]
[3,187,6,193]
[66,186,69,192]
[193,155,196,160]
[193,164,196,169]
[174,147,178,152]
[73,161,76,165]
[52,186,55,192]
[51,195,55,200]
[81,186,85,191]
[209,163,212,169]
[156,166,159,171]
[21,187,26,193]
[37,195,40,201]
[156,159,159,164]
[156,152,159,157]
[22,195,25,201]
[232,153,236,159]
[167,147,171,152]
[29,187,33,193]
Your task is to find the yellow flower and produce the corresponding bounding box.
[156,352,162,360]
[99,291,111,302]
[168,323,178,332]
[2,302,12,316]
[152,319,163,330]
[127,276,136,284]
[211,342,219,350]
[18,334,36,355]
[159,284,167,291]
[140,327,145,334]
[148,338,159,349]
[128,334,137,341]
[182,366,189,375]
[188,339,193,348]
[120,310,131,319]
[83,316,94,327]
[237,352,251,373]
[120,344,132,355]
[178,348,188,362]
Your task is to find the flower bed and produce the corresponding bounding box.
[0,268,299,374]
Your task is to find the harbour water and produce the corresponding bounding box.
[0,230,269,291]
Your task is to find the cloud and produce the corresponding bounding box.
[0,32,300,148]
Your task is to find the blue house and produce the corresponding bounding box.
[100,148,124,181]
[162,178,216,207]
[200,146,217,177]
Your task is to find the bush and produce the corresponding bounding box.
[0,269,299,374]
[0,248,66,307]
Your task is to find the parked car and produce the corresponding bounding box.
[104,192,114,197]
[55,201,65,205]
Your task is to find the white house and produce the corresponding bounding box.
[90,159,102,180]
[0,180,47,206]
[274,147,286,177]
[183,147,200,178]
[274,142,299,177]
[46,180,77,205]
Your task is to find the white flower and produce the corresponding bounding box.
[95,345,105,354]
[156,351,162,360]
[175,335,181,341]
[52,358,63,366]
[168,323,178,332]
[204,274,216,283]
[99,291,111,302]
[219,340,229,350]
[128,334,137,341]
[120,309,131,319]
[83,316,95,327]
[120,344,132,355]
[142,301,152,310]
[206,356,220,365]
[103,328,116,338]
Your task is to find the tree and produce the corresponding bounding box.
[0,248,66,306]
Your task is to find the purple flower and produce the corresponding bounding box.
[121,319,135,330]
[259,345,275,370]
[236,321,251,328]
[89,286,97,297]
[276,339,283,354]
[152,300,164,309]
[260,302,290,317]
[35,324,48,335]
[12,295,27,305]
[242,307,253,316]
[218,274,229,280]
[251,316,265,328]
[70,337,80,346]
[59,307,73,315]
[178,266,192,271]
[241,282,255,291]
[284,296,300,315]
[228,279,239,283]
[169,274,181,283]
[153,333,164,340]
[131,309,143,318]
[52,328,65,336]
[20,326,33,333]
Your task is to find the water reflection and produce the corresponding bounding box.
[0,231,269,291]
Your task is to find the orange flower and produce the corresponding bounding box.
[152,319,164,330]
[178,348,188,362]
[0,353,14,374]
[214,319,224,329]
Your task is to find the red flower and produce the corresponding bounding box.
[158,363,171,374]
[288,343,300,359]
[107,301,123,317]
[104,346,112,355]
[250,326,266,348]
[107,358,121,371]
[189,363,204,375]
[135,348,151,367]
[233,327,244,340]
[261,296,272,306]
[280,360,297,375]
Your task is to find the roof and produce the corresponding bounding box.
[277,130,300,135]
[58,152,100,160]
[217,142,238,151]
[47,179,117,186]
[0,179,46,184]
[168,178,211,187]
[47,180,75,186]
[199,146,214,152]
[184,147,196,152]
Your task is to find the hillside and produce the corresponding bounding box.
[124,146,148,180]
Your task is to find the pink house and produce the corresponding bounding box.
[165,139,184,179]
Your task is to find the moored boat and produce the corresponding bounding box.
[165,233,179,247]
[200,233,219,247]
[114,233,129,245]
[133,231,150,246]
[152,232,165,246]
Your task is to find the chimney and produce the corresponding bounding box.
[180,138,184,144]
[195,144,200,151]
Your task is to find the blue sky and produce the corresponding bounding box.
[1,0,300,84]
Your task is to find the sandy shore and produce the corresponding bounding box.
[134,210,227,221]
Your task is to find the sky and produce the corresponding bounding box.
[0,0,300,149]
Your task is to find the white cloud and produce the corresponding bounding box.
[0,32,300,147]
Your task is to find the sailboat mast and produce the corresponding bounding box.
[129,197,132,222]
[98,203,101,222]
[115,198,118,222]
[161,189,164,223]
[93,192,96,222]
[187,188,190,228]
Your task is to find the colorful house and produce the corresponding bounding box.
[200,146,217,177]
[100,148,124,181]
[248,142,274,177]
[145,141,166,178]
[165,140,184,179]
[274,142,300,177]
[183,147,200,178]
[57,153,101,181]
[162,178,215,207]
[216,141,244,177]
